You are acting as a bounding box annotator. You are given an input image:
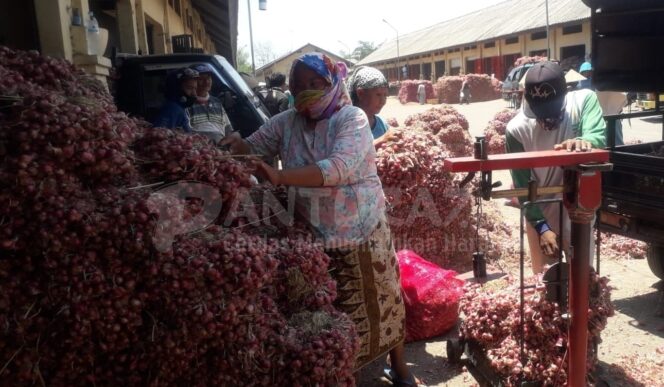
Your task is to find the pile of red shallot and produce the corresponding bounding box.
[0,46,358,386]
[598,232,648,260]
[514,56,548,67]
[386,117,399,128]
[434,74,502,104]
[397,80,435,104]
[458,272,614,386]
[375,106,516,271]
[403,105,471,157]
[483,108,518,155]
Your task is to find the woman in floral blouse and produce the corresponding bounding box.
[221,53,418,386]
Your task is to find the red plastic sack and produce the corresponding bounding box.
[397,250,465,342]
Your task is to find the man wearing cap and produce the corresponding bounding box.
[506,61,606,274]
[187,63,234,144]
[577,61,626,146]
[577,61,593,90]
[153,67,199,131]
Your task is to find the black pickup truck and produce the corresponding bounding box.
[584,0,664,279]
[112,53,270,139]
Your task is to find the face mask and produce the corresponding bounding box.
[537,117,561,131]
[294,89,326,116]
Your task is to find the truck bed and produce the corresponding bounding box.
[601,140,664,244]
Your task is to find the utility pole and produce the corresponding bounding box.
[248,0,267,76]
[545,0,551,58]
[383,19,400,83]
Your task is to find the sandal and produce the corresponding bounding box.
[383,367,421,387]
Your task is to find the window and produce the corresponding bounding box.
[422,63,432,80]
[531,31,547,40]
[560,44,586,61]
[447,47,460,54]
[409,64,420,80]
[562,24,582,35]
[173,0,181,15]
[505,36,518,45]
[484,41,496,48]
[435,60,445,77]
[464,45,477,51]
[466,58,479,74]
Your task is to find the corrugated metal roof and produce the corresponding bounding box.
[358,0,590,65]
[191,0,238,63]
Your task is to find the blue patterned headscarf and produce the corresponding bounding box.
[289,53,351,120]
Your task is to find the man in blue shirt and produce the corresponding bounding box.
[153,67,199,131]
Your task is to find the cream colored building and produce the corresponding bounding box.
[0,0,238,83]
[359,0,591,82]
[254,43,354,84]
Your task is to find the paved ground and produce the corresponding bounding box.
[357,97,664,386]
[381,97,663,143]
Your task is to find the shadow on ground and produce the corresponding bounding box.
[596,360,648,387]
[358,332,463,387]
[611,280,664,338]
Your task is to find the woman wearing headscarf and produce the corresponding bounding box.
[221,53,417,386]
[347,66,394,146]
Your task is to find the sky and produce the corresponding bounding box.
[237,0,508,67]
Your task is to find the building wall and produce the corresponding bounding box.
[372,20,590,82]
[254,45,352,84]
[141,0,213,54]
[525,32,549,55]
[255,50,303,83]
[555,21,590,58]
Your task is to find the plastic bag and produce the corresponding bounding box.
[397,250,465,342]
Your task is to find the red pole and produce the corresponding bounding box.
[563,169,602,387]
[568,221,591,387]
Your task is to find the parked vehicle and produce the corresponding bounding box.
[501,62,535,108]
[112,53,270,138]
[584,0,664,279]
[636,92,664,111]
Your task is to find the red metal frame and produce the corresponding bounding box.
[444,149,610,172]
[444,149,609,387]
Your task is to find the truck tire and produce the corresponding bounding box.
[646,243,664,280]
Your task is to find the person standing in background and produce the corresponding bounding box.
[264,72,290,116]
[460,76,471,104]
[577,61,625,145]
[417,81,426,105]
[577,61,593,90]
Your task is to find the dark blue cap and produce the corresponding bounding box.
[190,63,215,75]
